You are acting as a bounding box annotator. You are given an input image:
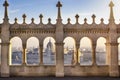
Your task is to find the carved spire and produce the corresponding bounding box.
[14,18,18,24]
[67,18,71,24]
[75,14,79,24]
[22,14,26,24]
[39,14,43,24]
[48,18,51,24]
[56,1,62,19]
[84,18,87,24]
[31,18,34,24]
[3,0,9,22]
[100,18,104,24]
[92,14,96,24]
[109,1,115,23]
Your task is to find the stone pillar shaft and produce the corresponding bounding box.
[76,43,80,65]
[105,43,110,65]
[40,44,43,64]
[22,44,26,65]
[1,43,10,77]
[55,42,64,77]
[92,43,96,65]
[107,43,119,77]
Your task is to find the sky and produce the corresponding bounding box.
[0,0,120,50]
[0,0,120,24]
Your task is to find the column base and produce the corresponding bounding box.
[109,71,119,77]
[76,63,80,66]
[56,72,64,77]
[1,73,10,77]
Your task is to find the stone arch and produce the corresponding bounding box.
[9,36,23,65]
[63,37,76,65]
[96,37,106,65]
[43,37,56,65]
[26,37,40,65]
[79,37,92,65]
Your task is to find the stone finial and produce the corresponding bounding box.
[109,1,115,23]
[3,0,9,22]
[48,18,51,24]
[84,18,87,24]
[31,18,34,23]
[39,14,43,24]
[67,18,71,24]
[100,18,104,24]
[56,1,62,19]
[14,17,18,24]
[92,14,96,23]
[22,14,26,24]
[109,1,114,7]
[75,14,79,24]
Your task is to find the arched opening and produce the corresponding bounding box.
[96,37,106,65]
[63,37,75,65]
[43,37,56,65]
[26,37,39,65]
[79,37,92,65]
[10,37,22,65]
[118,38,120,65]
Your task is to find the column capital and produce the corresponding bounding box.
[76,43,80,49]
[39,43,43,47]
[55,42,64,46]
[22,43,26,49]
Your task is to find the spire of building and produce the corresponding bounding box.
[56,1,62,19]
[3,0,9,22]
[109,1,115,23]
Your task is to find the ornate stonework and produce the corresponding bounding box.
[0,0,120,77]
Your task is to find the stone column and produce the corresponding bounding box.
[55,42,64,77]
[1,42,10,77]
[40,44,43,64]
[75,43,80,65]
[92,43,96,65]
[108,43,119,77]
[105,42,110,65]
[22,44,26,65]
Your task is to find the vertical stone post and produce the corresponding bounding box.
[75,43,80,65]
[55,42,64,77]
[105,42,110,65]
[22,44,26,65]
[1,43,10,77]
[92,42,96,66]
[108,1,119,77]
[1,0,10,77]
[40,44,43,64]
[108,43,119,77]
[55,1,64,77]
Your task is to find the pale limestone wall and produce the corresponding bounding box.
[10,66,56,76]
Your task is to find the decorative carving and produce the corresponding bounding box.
[91,14,96,24]
[39,14,43,24]
[22,14,26,24]
[75,14,79,24]
[14,18,18,24]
